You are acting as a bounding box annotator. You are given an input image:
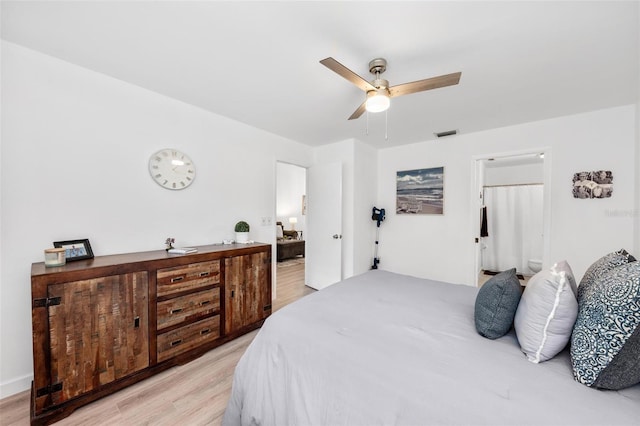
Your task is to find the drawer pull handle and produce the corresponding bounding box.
[170,339,182,347]
[200,300,210,306]
[170,308,183,314]
[134,316,140,328]
[199,272,210,277]
[200,328,211,335]
[170,276,184,283]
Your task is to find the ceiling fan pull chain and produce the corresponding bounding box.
[366,110,369,136]
[385,110,388,141]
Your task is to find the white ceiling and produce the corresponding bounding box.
[2,1,638,149]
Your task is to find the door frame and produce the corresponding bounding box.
[274,160,308,299]
[470,147,552,287]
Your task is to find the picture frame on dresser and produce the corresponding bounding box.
[53,238,94,261]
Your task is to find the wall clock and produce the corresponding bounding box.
[148,148,196,190]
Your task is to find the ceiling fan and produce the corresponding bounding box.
[320,57,461,120]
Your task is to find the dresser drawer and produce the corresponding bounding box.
[157,316,220,362]
[157,288,220,331]
[157,260,220,297]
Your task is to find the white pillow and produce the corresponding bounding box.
[514,260,578,363]
[276,224,284,239]
[556,259,578,296]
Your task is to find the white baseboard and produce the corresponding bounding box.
[0,374,32,400]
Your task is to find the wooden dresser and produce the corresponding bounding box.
[30,243,271,425]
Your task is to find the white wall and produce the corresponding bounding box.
[636,99,640,256]
[635,6,640,264]
[378,105,637,286]
[0,42,313,397]
[352,140,378,274]
[276,162,306,234]
[484,162,544,186]
[0,15,4,404]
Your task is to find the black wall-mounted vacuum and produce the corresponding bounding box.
[371,207,385,269]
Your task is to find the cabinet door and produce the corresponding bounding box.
[46,272,149,404]
[224,251,271,334]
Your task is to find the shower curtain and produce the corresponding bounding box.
[482,184,544,275]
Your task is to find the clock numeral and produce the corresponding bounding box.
[152,165,159,169]
[188,169,194,174]
[162,151,169,157]
[172,182,176,189]
[180,181,186,187]
[163,180,168,185]
[155,174,162,178]
[186,176,192,181]
[154,156,161,162]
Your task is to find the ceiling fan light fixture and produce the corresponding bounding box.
[320,57,461,121]
[365,90,390,113]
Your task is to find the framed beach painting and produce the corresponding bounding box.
[396,167,444,215]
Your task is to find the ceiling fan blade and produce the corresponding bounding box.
[389,72,461,98]
[348,101,367,120]
[320,57,376,92]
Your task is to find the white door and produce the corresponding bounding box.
[473,159,485,287]
[306,162,342,290]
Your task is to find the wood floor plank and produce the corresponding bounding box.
[0,260,310,426]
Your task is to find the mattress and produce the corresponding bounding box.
[223,270,640,425]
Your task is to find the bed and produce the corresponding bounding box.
[223,269,640,425]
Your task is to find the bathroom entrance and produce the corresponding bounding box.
[473,151,550,287]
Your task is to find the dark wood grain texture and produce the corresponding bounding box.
[224,251,271,335]
[157,287,220,331]
[29,243,271,425]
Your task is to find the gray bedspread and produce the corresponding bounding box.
[223,270,640,425]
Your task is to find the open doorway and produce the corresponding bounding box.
[473,150,551,287]
[274,162,313,310]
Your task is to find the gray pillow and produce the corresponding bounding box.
[514,261,578,363]
[571,261,640,389]
[475,268,522,339]
[577,249,636,302]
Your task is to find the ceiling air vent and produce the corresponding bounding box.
[435,129,458,138]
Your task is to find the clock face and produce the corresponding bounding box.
[148,149,196,190]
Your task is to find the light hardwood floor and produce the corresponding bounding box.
[0,259,312,426]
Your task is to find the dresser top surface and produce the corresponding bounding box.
[32,242,270,277]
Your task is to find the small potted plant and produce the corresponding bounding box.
[234,221,250,243]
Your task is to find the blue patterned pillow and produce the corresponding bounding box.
[475,268,522,339]
[577,249,636,302]
[571,262,640,389]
